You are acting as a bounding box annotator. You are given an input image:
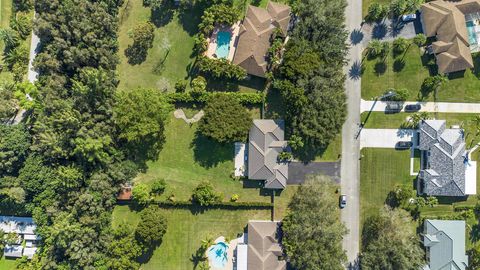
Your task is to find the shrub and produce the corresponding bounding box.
[392,37,410,55]
[175,80,187,92]
[151,178,167,195]
[278,151,293,162]
[413,33,427,47]
[165,92,264,105]
[197,56,247,81]
[135,205,168,246]
[132,183,151,205]
[191,76,207,93]
[191,181,222,206]
[11,12,32,39]
[230,194,239,202]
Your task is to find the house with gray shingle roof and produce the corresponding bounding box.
[423,219,468,270]
[417,119,472,196]
[248,119,288,189]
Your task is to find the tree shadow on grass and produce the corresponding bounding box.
[190,131,232,168]
[393,58,405,72]
[374,61,387,75]
[150,5,175,28]
[420,53,438,76]
[123,135,166,172]
[178,3,203,36]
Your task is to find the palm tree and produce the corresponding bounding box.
[413,33,427,48]
[431,75,448,101]
[381,41,391,62]
[367,39,383,59]
[0,28,19,49]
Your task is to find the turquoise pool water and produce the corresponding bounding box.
[467,21,477,45]
[216,31,231,59]
[208,242,228,268]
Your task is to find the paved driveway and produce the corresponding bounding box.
[353,17,423,47]
[360,129,416,148]
[288,161,341,184]
[361,99,480,114]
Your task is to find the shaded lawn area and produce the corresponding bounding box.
[360,112,480,147]
[0,0,13,82]
[117,0,198,91]
[112,206,270,270]
[135,111,296,207]
[117,0,267,93]
[362,44,480,103]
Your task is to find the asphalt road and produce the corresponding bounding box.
[341,0,362,268]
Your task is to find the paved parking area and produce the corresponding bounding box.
[360,129,416,149]
[288,161,341,184]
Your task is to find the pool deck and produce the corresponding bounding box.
[206,236,238,270]
[205,22,240,62]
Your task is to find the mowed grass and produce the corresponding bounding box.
[117,0,198,91]
[0,257,16,270]
[361,112,480,146]
[0,0,13,83]
[362,44,480,103]
[134,110,297,211]
[360,148,414,222]
[112,206,270,270]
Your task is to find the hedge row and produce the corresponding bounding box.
[166,92,264,105]
[154,200,273,209]
[453,205,476,212]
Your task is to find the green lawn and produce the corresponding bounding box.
[360,148,480,247]
[361,112,480,147]
[413,149,420,172]
[0,0,13,83]
[134,110,298,211]
[362,44,480,103]
[117,0,267,93]
[0,257,16,270]
[360,148,414,222]
[112,206,270,270]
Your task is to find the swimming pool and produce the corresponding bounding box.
[467,21,478,45]
[207,242,228,268]
[216,31,231,59]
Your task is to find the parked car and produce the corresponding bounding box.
[386,103,403,112]
[405,104,421,112]
[396,141,413,149]
[339,195,347,208]
[402,14,417,22]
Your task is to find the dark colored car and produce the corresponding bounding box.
[405,104,421,112]
[339,195,347,208]
[386,103,403,113]
[396,141,413,149]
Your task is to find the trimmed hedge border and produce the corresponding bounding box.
[154,200,273,209]
[166,92,264,105]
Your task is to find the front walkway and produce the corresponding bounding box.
[360,128,415,149]
[361,99,480,114]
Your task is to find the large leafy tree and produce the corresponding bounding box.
[282,175,347,270]
[275,0,348,160]
[105,224,142,270]
[114,88,172,143]
[198,94,252,143]
[135,206,168,247]
[361,207,425,270]
[0,124,31,176]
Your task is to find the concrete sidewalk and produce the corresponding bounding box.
[360,128,415,149]
[361,99,480,114]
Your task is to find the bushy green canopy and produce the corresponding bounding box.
[282,175,347,270]
[198,94,252,143]
[361,207,425,270]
